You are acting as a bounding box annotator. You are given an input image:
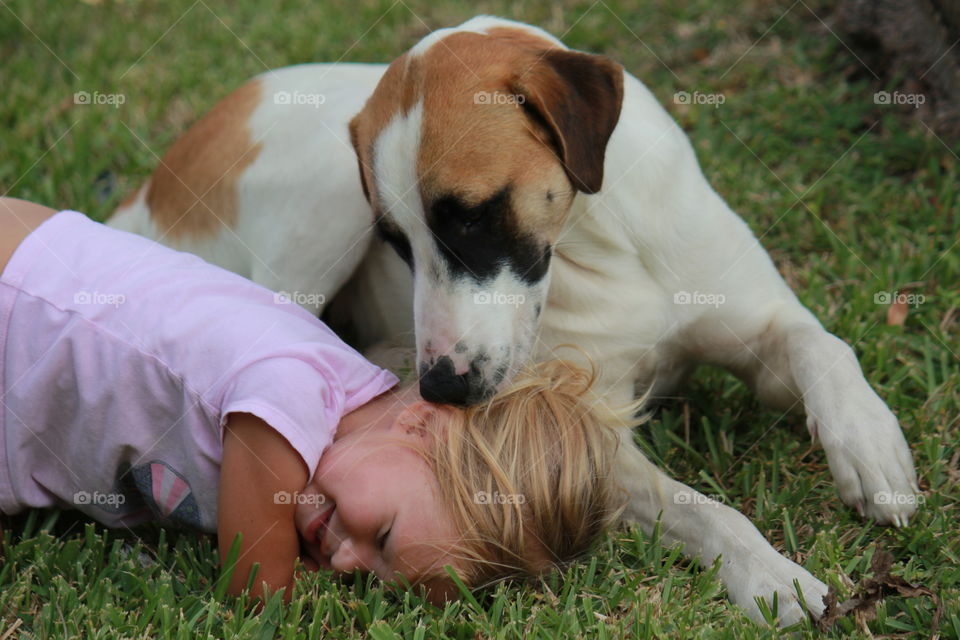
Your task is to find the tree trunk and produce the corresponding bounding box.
[836,0,960,141]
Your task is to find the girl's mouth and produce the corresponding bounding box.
[305,504,335,562]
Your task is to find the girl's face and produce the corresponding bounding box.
[294,384,463,599]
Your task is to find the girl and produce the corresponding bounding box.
[0,197,636,604]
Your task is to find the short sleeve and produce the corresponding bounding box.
[217,352,401,479]
[218,357,344,480]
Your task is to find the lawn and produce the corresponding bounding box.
[1,0,957,637]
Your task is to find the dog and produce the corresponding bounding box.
[111,16,919,626]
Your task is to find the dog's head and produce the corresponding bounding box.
[349,16,624,405]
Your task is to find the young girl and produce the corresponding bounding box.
[0,197,635,604]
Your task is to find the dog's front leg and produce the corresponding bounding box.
[615,442,828,626]
[783,323,920,525]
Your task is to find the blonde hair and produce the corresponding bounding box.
[417,356,647,591]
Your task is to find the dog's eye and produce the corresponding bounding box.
[434,198,482,231]
[458,209,483,228]
[454,202,484,229]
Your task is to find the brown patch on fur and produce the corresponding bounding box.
[349,24,624,243]
[416,30,619,238]
[509,48,623,194]
[349,54,419,208]
[484,26,559,51]
[348,26,562,213]
[146,78,263,239]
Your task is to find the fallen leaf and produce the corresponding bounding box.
[817,548,942,636]
[887,299,908,326]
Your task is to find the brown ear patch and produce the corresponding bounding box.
[349,54,419,209]
[348,117,371,203]
[146,78,264,240]
[510,49,624,194]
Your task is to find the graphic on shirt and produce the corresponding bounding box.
[89,463,149,516]
[128,460,203,529]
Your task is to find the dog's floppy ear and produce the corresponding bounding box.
[348,54,413,207]
[511,49,624,194]
[348,115,372,204]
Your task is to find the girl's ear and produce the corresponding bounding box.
[395,401,457,438]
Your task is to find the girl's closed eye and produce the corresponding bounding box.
[378,526,391,551]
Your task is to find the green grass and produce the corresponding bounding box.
[1,0,957,637]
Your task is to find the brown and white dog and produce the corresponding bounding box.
[111,16,919,626]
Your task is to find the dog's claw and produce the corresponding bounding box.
[808,388,919,527]
[728,551,829,626]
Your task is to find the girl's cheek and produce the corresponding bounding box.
[317,441,357,479]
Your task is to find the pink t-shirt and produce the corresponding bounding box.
[0,211,398,532]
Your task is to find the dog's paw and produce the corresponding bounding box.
[806,389,920,526]
[725,551,828,627]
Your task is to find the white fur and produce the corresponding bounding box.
[113,63,386,314]
[111,19,919,627]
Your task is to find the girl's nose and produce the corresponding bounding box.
[329,538,377,574]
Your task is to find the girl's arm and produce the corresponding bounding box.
[218,412,309,604]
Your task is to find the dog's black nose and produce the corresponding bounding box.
[419,356,490,407]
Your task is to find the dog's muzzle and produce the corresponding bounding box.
[418,356,495,406]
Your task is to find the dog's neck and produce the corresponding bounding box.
[553,192,637,274]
